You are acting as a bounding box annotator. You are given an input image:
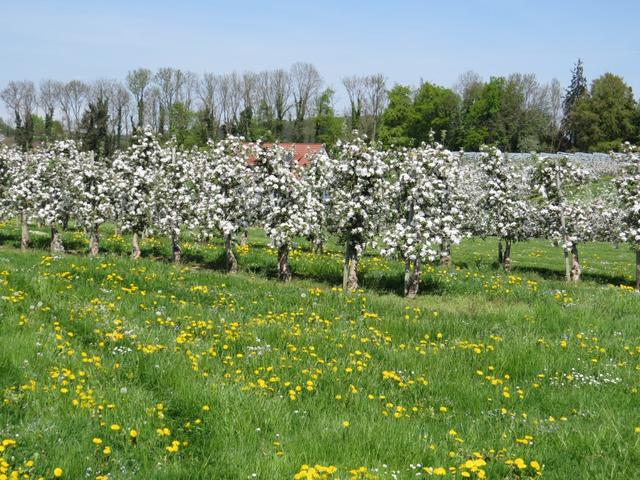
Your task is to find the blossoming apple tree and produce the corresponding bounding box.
[478,145,533,271]
[382,141,466,297]
[253,142,321,281]
[195,136,254,272]
[112,127,164,259]
[531,156,590,281]
[69,151,115,255]
[31,141,83,253]
[153,143,199,262]
[613,143,640,290]
[329,134,390,291]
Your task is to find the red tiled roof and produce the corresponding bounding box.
[257,143,325,166]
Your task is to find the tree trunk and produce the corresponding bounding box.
[570,243,581,282]
[131,232,141,260]
[277,244,291,281]
[636,250,640,292]
[225,234,238,273]
[89,227,99,256]
[405,259,421,298]
[312,239,324,255]
[502,239,512,272]
[20,213,29,251]
[50,227,64,253]
[556,170,571,282]
[440,243,451,268]
[239,230,248,247]
[171,233,181,263]
[343,241,359,292]
[498,240,503,265]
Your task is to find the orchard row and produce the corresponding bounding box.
[1,129,639,295]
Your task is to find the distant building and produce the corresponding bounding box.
[252,143,326,166]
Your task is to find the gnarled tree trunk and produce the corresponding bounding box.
[171,232,181,263]
[277,244,291,281]
[570,243,581,282]
[502,239,512,272]
[239,230,248,247]
[343,240,358,292]
[404,258,421,298]
[50,227,64,253]
[440,243,451,268]
[20,213,30,251]
[225,234,238,273]
[89,227,99,256]
[312,238,324,255]
[131,232,141,260]
[563,248,571,282]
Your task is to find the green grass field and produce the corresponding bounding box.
[1,222,640,479]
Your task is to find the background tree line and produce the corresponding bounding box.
[2,59,639,153]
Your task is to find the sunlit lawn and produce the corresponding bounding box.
[1,221,639,479]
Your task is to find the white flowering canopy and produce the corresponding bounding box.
[382,141,466,263]
[613,143,640,247]
[531,155,591,250]
[112,127,164,235]
[302,148,333,248]
[1,145,28,218]
[194,136,254,238]
[69,150,115,232]
[153,141,199,238]
[328,134,391,258]
[476,145,534,241]
[31,141,81,228]
[253,142,321,249]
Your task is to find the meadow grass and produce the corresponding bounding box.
[0,222,639,479]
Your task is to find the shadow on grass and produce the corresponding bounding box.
[510,264,630,287]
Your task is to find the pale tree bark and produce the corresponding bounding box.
[50,227,64,253]
[239,230,248,247]
[171,232,181,263]
[89,226,99,256]
[131,232,141,260]
[570,243,581,282]
[502,239,512,272]
[225,234,238,273]
[20,213,30,251]
[277,244,291,281]
[343,240,358,292]
[439,243,452,268]
[404,258,421,298]
[556,171,571,282]
[312,238,324,254]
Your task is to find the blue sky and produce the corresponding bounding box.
[2,0,639,112]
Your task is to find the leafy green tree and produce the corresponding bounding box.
[79,97,112,159]
[378,85,416,147]
[169,102,199,147]
[461,77,505,150]
[410,82,460,147]
[561,59,588,148]
[313,88,342,146]
[569,73,637,151]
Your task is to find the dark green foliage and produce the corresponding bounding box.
[567,73,637,151]
[314,88,342,146]
[79,97,112,158]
